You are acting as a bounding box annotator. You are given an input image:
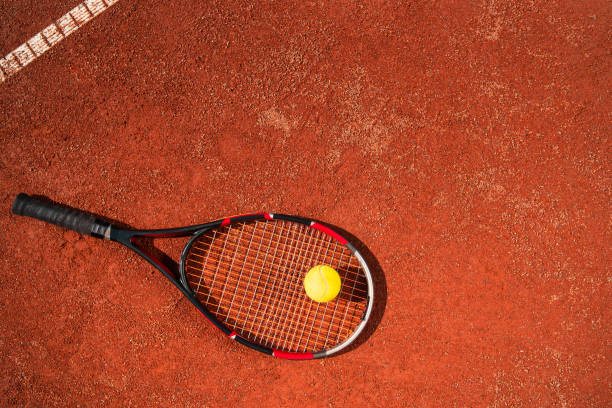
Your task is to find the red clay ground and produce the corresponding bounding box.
[1,0,610,406]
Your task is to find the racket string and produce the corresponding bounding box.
[194,222,356,265]
[245,221,280,339]
[185,259,366,299]
[205,225,232,304]
[258,222,300,346]
[319,242,349,349]
[184,220,368,352]
[215,225,246,314]
[278,226,318,350]
[264,222,321,348]
[275,224,350,351]
[266,223,317,348]
[194,229,216,294]
[185,248,366,336]
[251,221,291,345]
[187,227,367,299]
[188,222,366,351]
[232,221,269,328]
[189,243,366,289]
[184,267,360,332]
[301,236,334,351]
[189,247,366,350]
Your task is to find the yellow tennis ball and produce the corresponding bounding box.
[304,265,341,302]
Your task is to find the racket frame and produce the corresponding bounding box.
[12,193,374,359]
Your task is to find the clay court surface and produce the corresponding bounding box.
[1,0,610,406]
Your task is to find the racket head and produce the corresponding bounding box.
[178,213,374,359]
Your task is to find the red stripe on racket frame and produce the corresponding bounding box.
[309,222,348,245]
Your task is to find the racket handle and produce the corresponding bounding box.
[12,193,111,239]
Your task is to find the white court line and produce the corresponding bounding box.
[0,0,119,84]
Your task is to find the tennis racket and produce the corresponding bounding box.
[12,193,374,359]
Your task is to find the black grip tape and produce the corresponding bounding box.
[12,193,109,238]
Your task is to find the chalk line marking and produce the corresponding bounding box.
[0,0,119,84]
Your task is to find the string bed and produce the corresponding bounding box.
[184,220,368,353]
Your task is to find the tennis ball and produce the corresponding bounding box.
[304,265,341,302]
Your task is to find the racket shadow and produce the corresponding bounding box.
[318,221,387,357]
